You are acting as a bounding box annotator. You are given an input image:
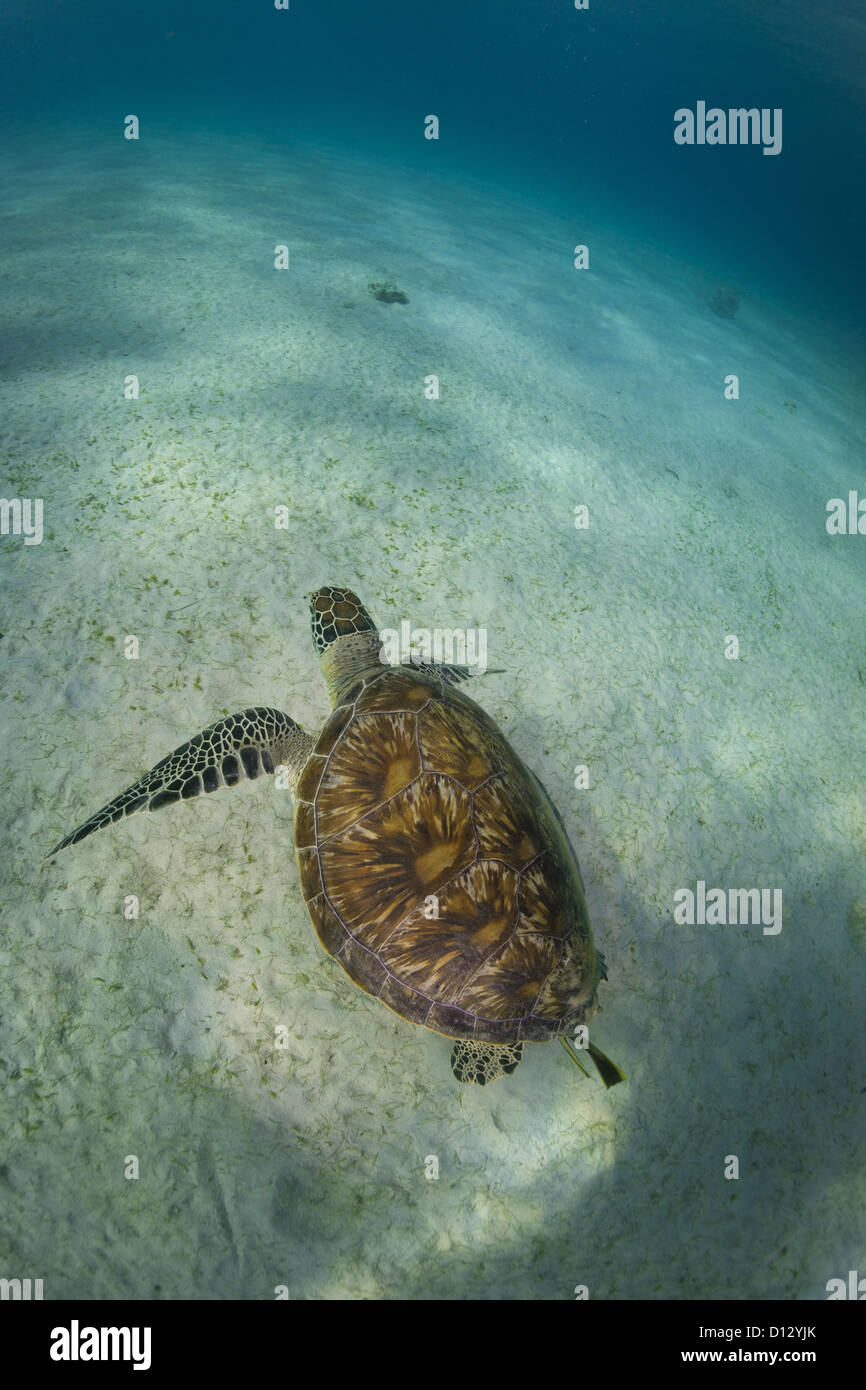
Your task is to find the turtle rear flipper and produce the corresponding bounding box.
[450,1040,523,1084]
[46,707,312,857]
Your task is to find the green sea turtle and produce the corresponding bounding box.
[49,586,624,1088]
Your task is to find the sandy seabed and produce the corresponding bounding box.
[1,125,864,1299]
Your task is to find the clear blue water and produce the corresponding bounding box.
[2,0,864,331]
[1,1,864,1303]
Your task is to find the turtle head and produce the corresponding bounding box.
[309,586,377,654]
[310,586,382,705]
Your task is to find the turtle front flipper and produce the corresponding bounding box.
[407,656,505,687]
[451,1040,523,1084]
[47,707,313,857]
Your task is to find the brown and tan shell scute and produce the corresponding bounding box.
[294,668,601,1045]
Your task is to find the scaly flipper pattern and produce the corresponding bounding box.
[406,656,505,687]
[450,1040,524,1084]
[47,707,312,856]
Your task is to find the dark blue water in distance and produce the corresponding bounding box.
[2,0,865,1317]
[1,0,863,335]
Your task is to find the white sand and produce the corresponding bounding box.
[1,126,864,1299]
